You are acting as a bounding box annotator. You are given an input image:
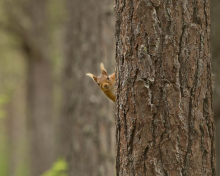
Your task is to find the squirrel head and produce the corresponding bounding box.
[86,63,115,92]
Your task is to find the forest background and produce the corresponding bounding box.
[0,0,219,176]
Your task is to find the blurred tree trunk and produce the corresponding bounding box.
[23,2,56,174]
[26,57,55,176]
[7,75,28,176]
[4,0,56,175]
[60,0,115,175]
[115,0,215,175]
[211,0,220,175]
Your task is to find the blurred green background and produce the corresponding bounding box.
[0,0,219,176]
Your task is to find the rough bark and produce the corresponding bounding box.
[115,0,215,175]
[59,0,115,175]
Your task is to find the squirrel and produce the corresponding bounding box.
[86,63,115,102]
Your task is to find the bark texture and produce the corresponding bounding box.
[115,0,215,175]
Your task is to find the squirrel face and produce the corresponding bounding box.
[86,63,116,102]
[97,74,114,92]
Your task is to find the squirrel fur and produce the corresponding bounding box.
[86,63,115,102]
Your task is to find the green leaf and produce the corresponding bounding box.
[41,158,68,176]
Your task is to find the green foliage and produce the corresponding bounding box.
[41,158,68,176]
[0,123,9,176]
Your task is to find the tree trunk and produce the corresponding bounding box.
[211,0,220,175]
[115,0,215,175]
[26,57,55,176]
[7,74,28,176]
[59,0,115,175]
[4,0,56,175]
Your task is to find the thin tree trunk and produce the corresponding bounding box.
[7,75,28,176]
[26,57,55,176]
[115,0,215,175]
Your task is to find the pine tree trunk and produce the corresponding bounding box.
[115,0,216,175]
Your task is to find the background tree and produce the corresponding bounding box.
[0,0,117,175]
[4,1,56,175]
[115,0,215,175]
[211,0,220,174]
[0,0,62,175]
[59,0,116,175]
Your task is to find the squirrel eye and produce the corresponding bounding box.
[107,77,110,80]
[97,83,100,86]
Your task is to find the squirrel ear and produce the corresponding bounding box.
[100,63,108,76]
[86,73,97,82]
[109,72,115,80]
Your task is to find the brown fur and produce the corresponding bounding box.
[86,63,115,102]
